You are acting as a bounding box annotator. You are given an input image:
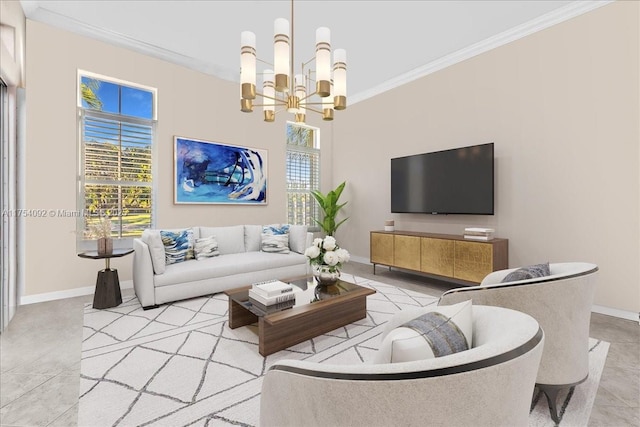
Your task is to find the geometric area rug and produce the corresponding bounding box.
[78,274,608,427]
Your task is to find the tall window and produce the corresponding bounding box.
[78,72,156,248]
[286,122,320,228]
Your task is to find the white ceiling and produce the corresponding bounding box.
[20,0,608,104]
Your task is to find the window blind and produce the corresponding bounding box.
[82,110,153,238]
[286,124,319,227]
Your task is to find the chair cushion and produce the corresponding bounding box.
[160,228,195,265]
[502,262,550,282]
[141,229,166,274]
[194,236,220,260]
[373,300,473,364]
[262,224,291,254]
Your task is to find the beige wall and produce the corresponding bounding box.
[24,20,332,296]
[333,1,639,313]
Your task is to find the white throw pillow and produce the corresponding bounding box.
[373,300,473,364]
[141,229,166,275]
[194,236,220,260]
[288,224,308,254]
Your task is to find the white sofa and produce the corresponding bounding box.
[260,305,544,427]
[133,224,312,309]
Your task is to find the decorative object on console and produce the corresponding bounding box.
[305,235,350,286]
[239,0,347,123]
[463,227,494,241]
[384,219,395,232]
[174,136,267,205]
[311,181,348,236]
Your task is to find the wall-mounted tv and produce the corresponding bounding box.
[391,142,494,215]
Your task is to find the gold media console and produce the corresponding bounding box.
[370,230,508,284]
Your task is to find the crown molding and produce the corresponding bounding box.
[349,0,614,105]
[20,1,239,83]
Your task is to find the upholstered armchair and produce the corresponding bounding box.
[439,262,598,423]
[260,305,544,427]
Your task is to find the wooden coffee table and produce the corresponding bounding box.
[225,275,376,356]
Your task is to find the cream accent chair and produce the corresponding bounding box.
[439,262,598,423]
[260,306,544,427]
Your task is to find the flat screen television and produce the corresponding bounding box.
[391,142,494,215]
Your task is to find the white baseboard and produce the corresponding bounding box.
[350,255,371,265]
[592,304,639,323]
[20,280,133,305]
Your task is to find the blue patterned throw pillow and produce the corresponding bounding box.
[160,229,194,265]
[261,224,290,254]
[502,262,551,282]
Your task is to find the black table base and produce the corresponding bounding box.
[93,268,123,309]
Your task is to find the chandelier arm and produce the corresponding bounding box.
[255,91,287,104]
[304,106,324,115]
[300,102,331,106]
[298,90,318,102]
[256,58,274,67]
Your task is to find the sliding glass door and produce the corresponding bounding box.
[1,78,17,332]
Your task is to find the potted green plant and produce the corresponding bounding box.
[310,181,348,237]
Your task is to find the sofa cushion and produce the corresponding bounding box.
[288,225,308,254]
[373,300,472,364]
[141,229,166,274]
[502,262,550,282]
[155,251,307,287]
[262,224,291,254]
[160,228,195,265]
[200,225,245,255]
[244,225,262,252]
[194,236,220,260]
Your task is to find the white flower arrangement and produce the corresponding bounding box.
[304,236,350,273]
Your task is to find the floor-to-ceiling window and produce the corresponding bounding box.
[286,122,320,228]
[77,72,157,251]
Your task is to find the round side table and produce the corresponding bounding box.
[78,249,134,309]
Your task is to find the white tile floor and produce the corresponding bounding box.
[0,262,638,426]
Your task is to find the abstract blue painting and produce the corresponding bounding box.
[174,136,267,204]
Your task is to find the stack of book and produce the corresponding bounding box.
[248,280,296,313]
[464,227,495,241]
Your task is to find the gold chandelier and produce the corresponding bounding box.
[240,0,347,123]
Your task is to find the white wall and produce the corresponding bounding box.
[333,1,639,313]
[23,20,332,297]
